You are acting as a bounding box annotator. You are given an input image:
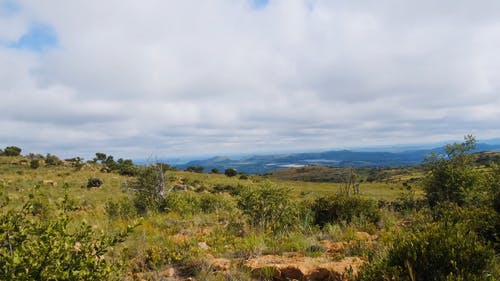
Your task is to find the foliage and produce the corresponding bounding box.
[312,193,381,227]
[29,159,40,169]
[237,183,302,232]
[224,168,238,177]
[45,153,63,166]
[211,168,219,174]
[87,178,103,188]
[423,135,480,207]
[131,164,168,214]
[0,197,134,281]
[186,166,204,173]
[105,198,137,220]
[357,221,495,281]
[3,146,21,156]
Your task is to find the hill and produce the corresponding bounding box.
[175,143,500,174]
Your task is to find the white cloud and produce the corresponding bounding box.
[1,0,500,159]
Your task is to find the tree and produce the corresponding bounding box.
[186,166,204,173]
[93,152,107,163]
[224,168,237,177]
[423,135,479,207]
[211,168,219,174]
[3,146,21,156]
[45,153,63,166]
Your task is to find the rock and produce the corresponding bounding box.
[244,254,363,281]
[320,240,347,253]
[198,241,209,250]
[41,180,57,186]
[210,258,231,271]
[354,232,372,240]
[160,267,176,277]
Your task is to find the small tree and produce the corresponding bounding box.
[211,168,219,174]
[423,135,479,207]
[224,168,237,177]
[93,152,107,163]
[131,164,168,213]
[3,146,21,156]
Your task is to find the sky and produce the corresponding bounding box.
[1,0,500,159]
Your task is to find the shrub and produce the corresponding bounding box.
[186,166,204,173]
[0,198,134,280]
[224,168,238,177]
[105,198,137,219]
[312,193,380,227]
[45,153,63,166]
[3,146,21,156]
[237,183,302,232]
[29,159,40,169]
[131,164,168,214]
[357,221,495,281]
[423,135,480,207]
[87,178,103,188]
[211,168,219,174]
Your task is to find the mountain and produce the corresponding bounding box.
[173,143,500,175]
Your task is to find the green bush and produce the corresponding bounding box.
[131,164,168,214]
[423,135,480,207]
[357,221,495,281]
[224,168,238,177]
[0,198,134,280]
[105,198,137,219]
[312,193,380,227]
[237,183,302,232]
[3,146,21,156]
[29,159,40,169]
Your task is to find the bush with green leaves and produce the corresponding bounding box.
[423,135,480,207]
[237,183,303,232]
[224,168,238,177]
[0,197,134,281]
[105,198,137,220]
[131,164,168,214]
[312,193,380,227]
[3,146,21,156]
[357,221,495,281]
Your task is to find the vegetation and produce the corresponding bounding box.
[0,137,498,280]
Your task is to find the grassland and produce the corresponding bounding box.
[0,153,497,281]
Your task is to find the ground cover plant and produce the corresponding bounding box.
[0,137,498,280]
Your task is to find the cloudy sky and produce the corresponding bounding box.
[1,0,500,159]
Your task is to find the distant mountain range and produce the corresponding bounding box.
[170,142,500,175]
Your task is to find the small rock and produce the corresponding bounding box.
[198,241,209,250]
[210,258,231,271]
[160,267,176,277]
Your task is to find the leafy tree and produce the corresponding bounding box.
[186,166,204,173]
[94,152,107,163]
[224,168,237,177]
[423,135,479,207]
[3,146,21,156]
[211,168,219,174]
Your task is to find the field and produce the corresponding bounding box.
[0,150,498,281]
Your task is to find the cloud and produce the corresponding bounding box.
[1,0,500,159]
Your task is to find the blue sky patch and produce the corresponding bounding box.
[10,23,58,52]
[0,0,20,15]
[252,0,268,9]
